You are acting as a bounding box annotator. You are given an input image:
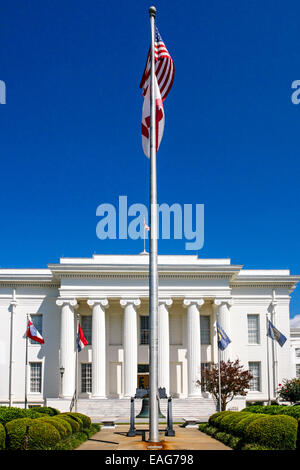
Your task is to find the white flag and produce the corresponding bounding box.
[141,75,165,158]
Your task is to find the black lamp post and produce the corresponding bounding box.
[59,366,65,397]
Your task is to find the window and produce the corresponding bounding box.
[296,364,300,378]
[248,315,260,344]
[29,314,43,345]
[295,348,300,358]
[30,363,42,393]
[138,364,149,374]
[248,362,261,391]
[81,363,92,393]
[201,362,211,391]
[200,316,211,345]
[81,316,92,345]
[140,316,149,345]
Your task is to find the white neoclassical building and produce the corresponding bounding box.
[0,253,299,419]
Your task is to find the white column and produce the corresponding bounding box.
[184,298,204,397]
[120,298,141,397]
[87,298,109,398]
[56,298,78,398]
[158,298,172,395]
[214,299,233,361]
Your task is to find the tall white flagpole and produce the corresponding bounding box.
[148,5,160,443]
[266,314,271,405]
[25,314,29,409]
[271,290,278,398]
[216,313,222,411]
[75,313,79,412]
[9,289,17,407]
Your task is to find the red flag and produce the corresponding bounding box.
[26,316,44,344]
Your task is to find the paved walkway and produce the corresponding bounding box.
[76,424,231,450]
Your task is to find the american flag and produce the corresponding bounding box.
[140,26,174,101]
[140,26,174,158]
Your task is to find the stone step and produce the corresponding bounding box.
[75,398,217,419]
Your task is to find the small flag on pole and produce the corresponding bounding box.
[140,26,174,158]
[76,323,88,352]
[267,319,287,347]
[26,315,44,344]
[216,321,231,351]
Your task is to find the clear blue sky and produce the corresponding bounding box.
[1,1,300,316]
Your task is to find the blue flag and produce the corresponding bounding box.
[267,319,287,347]
[216,321,231,351]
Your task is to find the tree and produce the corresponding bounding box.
[277,378,300,404]
[197,359,253,411]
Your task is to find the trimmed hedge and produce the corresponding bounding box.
[31,406,60,417]
[243,404,300,420]
[60,413,84,431]
[2,410,96,450]
[5,418,61,450]
[202,410,298,450]
[37,417,67,439]
[66,412,91,429]
[52,417,72,437]
[233,413,269,439]
[246,415,298,450]
[209,411,234,427]
[0,407,43,425]
[0,423,5,450]
[56,415,80,433]
[217,412,250,433]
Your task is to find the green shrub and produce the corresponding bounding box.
[25,421,61,450]
[228,435,242,450]
[246,415,298,450]
[215,431,231,445]
[0,407,43,425]
[37,417,67,439]
[242,404,300,420]
[32,407,60,417]
[205,425,219,438]
[5,417,61,450]
[54,423,100,450]
[0,422,5,450]
[241,443,273,450]
[60,413,83,431]
[67,412,91,429]
[279,405,300,419]
[217,412,249,433]
[56,415,80,433]
[208,412,222,426]
[233,413,268,438]
[52,417,72,437]
[5,418,34,450]
[209,411,234,427]
[198,423,209,432]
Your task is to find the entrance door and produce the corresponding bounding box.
[137,373,149,389]
[137,364,149,389]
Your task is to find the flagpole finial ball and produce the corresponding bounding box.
[149,6,156,17]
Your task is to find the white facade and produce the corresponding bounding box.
[290,327,300,379]
[0,254,299,418]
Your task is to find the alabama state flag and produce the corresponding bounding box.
[26,316,44,344]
